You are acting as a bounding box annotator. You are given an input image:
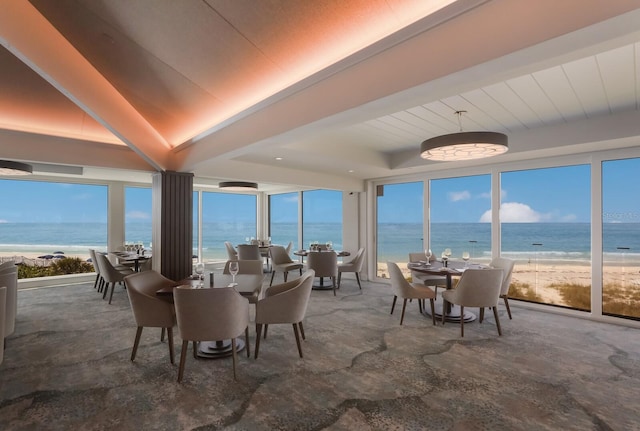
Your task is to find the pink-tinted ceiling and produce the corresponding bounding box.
[25,0,454,147]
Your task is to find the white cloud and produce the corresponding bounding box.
[127,210,150,220]
[0,219,7,223]
[479,189,507,200]
[561,214,577,222]
[448,190,471,202]
[479,202,548,222]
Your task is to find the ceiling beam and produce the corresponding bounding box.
[0,0,170,171]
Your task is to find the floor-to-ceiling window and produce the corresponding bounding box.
[430,174,492,265]
[602,158,640,319]
[125,186,151,249]
[201,192,257,261]
[302,190,342,250]
[376,181,423,278]
[500,165,591,310]
[0,179,107,277]
[269,192,299,250]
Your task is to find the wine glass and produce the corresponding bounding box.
[462,251,470,268]
[441,251,449,267]
[229,261,239,286]
[444,248,452,258]
[195,262,205,287]
[326,241,332,250]
[425,249,432,265]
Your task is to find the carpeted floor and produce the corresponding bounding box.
[1,276,639,430]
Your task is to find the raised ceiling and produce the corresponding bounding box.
[0,0,639,192]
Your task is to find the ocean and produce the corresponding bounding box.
[0,222,638,265]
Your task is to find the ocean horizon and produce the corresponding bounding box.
[0,221,638,264]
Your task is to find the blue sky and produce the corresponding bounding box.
[0,159,637,224]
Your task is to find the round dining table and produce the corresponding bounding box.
[408,260,484,323]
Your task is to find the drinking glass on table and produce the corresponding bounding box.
[462,251,470,268]
[195,262,205,287]
[229,261,239,287]
[425,249,432,265]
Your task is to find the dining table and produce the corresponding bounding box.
[408,260,484,323]
[110,251,150,272]
[156,273,264,358]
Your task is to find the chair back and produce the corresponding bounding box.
[88,249,100,274]
[223,259,263,275]
[224,241,238,260]
[257,270,314,324]
[174,287,249,341]
[237,244,261,261]
[269,245,294,265]
[387,261,415,298]
[124,270,176,328]
[285,241,294,255]
[350,248,365,271]
[452,268,503,307]
[306,251,337,278]
[139,256,153,272]
[0,264,18,337]
[490,257,515,296]
[95,253,125,283]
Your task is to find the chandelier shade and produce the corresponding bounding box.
[218,181,258,191]
[0,160,33,175]
[420,131,508,161]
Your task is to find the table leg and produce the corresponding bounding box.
[197,338,245,359]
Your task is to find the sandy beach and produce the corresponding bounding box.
[0,250,92,267]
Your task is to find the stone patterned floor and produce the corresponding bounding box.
[1,277,639,430]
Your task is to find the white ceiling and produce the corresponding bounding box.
[1,1,639,192]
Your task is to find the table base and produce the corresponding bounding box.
[312,277,335,290]
[429,301,476,323]
[197,338,245,359]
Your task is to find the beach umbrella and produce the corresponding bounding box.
[39,255,55,259]
[53,251,64,255]
[53,255,65,259]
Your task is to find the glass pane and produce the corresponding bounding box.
[302,190,343,250]
[430,174,491,265]
[376,182,423,278]
[125,186,152,250]
[602,158,640,319]
[501,165,591,310]
[269,192,299,249]
[201,192,257,261]
[0,179,107,278]
[193,191,199,260]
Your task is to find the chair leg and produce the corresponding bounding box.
[332,277,336,296]
[299,268,302,275]
[293,323,303,358]
[167,328,174,365]
[102,281,109,299]
[131,326,143,361]
[270,271,276,286]
[390,295,397,314]
[460,305,465,337]
[284,272,288,282]
[493,306,503,336]
[298,321,305,340]
[479,307,485,323]
[231,338,238,380]
[244,327,250,358]
[355,272,362,289]
[161,327,166,342]
[254,323,262,359]
[418,298,423,313]
[93,274,100,289]
[337,272,342,288]
[193,341,198,359]
[503,296,512,319]
[264,324,268,339]
[441,300,447,325]
[429,299,436,325]
[400,298,407,325]
[177,340,188,383]
[108,282,117,304]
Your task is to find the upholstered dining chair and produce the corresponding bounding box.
[489,257,516,319]
[89,249,129,294]
[0,286,5,365]
[237,244,261,261]
[254,270,314,359]
[408,252,447,296]
[338,247,365,290]
[0,262,18,340]
[124,270,177,364]
[441,268,504,337]
[173,286,250,382]
[95,253,135,304]
[306,250,338,295]
[285,241,294,256]
[224,241,238,260]
[387,262,436,325]
[269,245,303,286]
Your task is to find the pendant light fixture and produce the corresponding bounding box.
[0,160,33,175]
[218,181,258,191]
[420,111,508,161]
